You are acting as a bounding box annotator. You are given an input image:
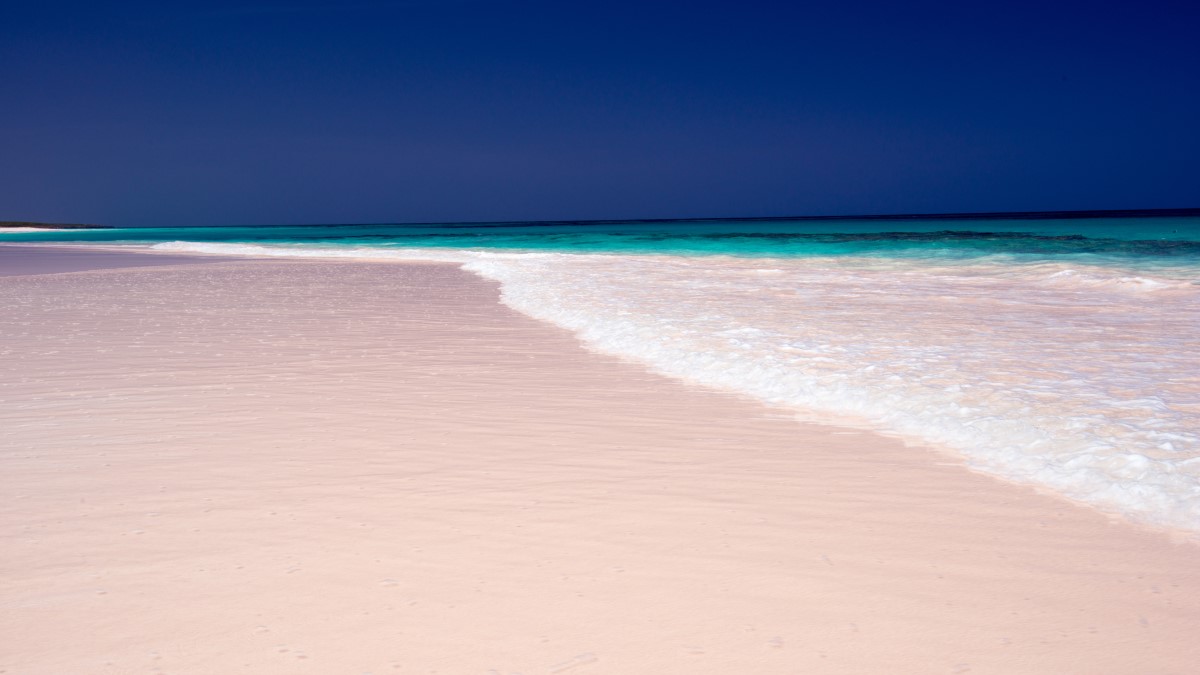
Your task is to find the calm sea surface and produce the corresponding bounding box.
[6,214,1200,530]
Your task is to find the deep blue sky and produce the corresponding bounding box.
[2,0,1197,226]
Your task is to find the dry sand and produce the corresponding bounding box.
[1,250,1197,674]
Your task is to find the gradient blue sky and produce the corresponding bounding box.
[2,0,1197,226]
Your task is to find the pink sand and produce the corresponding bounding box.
[1,253,1197,674]
[0,245,227,277]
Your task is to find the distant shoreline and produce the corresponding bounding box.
[0,221,111,229]
[4,208,1199,232]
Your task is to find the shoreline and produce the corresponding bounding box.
[4,243,1197,539]
[1,248,1198,673]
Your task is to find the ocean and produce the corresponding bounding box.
[5,212,1199,531]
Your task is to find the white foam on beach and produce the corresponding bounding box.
[150,241,1200,531]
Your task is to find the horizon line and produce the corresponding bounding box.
[6,206,1200,229]
[147,206,1200,228]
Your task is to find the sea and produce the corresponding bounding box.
[5,211,1199,532]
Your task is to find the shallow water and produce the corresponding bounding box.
[5,215,1200,530]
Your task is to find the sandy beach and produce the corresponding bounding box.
[0,246,228,277]
[1,247,1198,674]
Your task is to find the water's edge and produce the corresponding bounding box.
[4,231,1198,536]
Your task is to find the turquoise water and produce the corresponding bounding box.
[5,215,1200,270]
[4,213,1200,531]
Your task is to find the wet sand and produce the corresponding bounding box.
[0,245,233,277]
[1,251,1197,674]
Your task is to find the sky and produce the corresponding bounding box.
[1,0,1197,226]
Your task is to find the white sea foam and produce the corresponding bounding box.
[151,241,1200,531]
